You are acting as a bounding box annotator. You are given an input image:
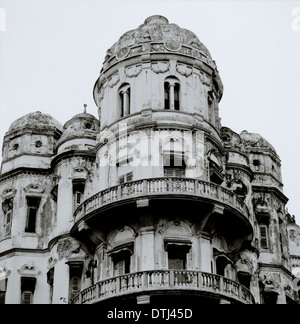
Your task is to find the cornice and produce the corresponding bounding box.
[0,167,52,183]
[51,150,96,169]
[252,185,289,204]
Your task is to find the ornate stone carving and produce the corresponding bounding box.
[199,72,211,87]
[108,73,120,88]
[24,184,45,196]
[57,239,81,261]
[162,24,182,51]
[0,266,11,280]
[47,257,58,269]
[17,263,41,276]
[176,63,193,77]
[212,233,228,253]
[259,272,280,292]
[125,65,142,78]
[151,61,169,74]
[1,188,16,199]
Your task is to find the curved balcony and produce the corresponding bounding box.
[73,177,250,226]
[71,270,255,304]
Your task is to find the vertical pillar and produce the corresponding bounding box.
[140,226,155,271]
[137,199,155,271]
[52,261,70,304]
[123,89,130,116]
[199,234,213,273]
[169,83,175,110]
[56,176,73,234]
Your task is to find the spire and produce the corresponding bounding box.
[83,104,87,114]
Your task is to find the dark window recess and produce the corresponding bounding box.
[259,225,269,249]
[164,82,170,109]
[167,244,190,270]
[215,256,231,276]
[238,272,251,290]
[119,86,130,117]
[174,83,180,110]
[0,291,5,304]
[209,160,223,185]
[262,291,278,304]
[2,198,13,237]
[21,277,36,304]
[112,250,131,276]
[69,262,83,302]
[25,197,40,233]
[164,153,185,177]
[0,278,7,304]
[73,181,85,208]
[35,141,42,148]
[119,172,133,184]
[279,219,284,254]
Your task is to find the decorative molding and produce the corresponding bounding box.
[151,61,170,74]
[57,238,81,261]
[125,65,142,78]
[17,263,41,277]
[199,72,211,87]
[176,63,192,77]
[24,184,45,196]
[108,73,120,88]
[1,188,17,199]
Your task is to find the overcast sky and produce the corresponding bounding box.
[0,0,300,223]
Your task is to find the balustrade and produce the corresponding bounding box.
[74,177,250,222]
[72,270,254,304]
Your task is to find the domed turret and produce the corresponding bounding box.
[103,15,213,68]
[56,106,100,154]
[93,15,223,133]
[1,111,63,173]
[8,111,63,134]
[240,130,277,155]
[240,130,283,190]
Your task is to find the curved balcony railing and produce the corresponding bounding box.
[71,270,255,304]
[74,177,250,223]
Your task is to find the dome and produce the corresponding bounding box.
[57,111,100,148]
[240,130,277,155]
[102,15,214,71]
[8,111,63,133]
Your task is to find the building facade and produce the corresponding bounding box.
[0,15,299,305]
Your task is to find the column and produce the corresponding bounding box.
[169,83,175,110]
[52,260,70,304]
[55,175,73,235]
[123,89,130,116]
[137,199,155,271]
[140,226,155,271]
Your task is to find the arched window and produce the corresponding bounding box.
[119,84,131,117]
[164,77,180,110]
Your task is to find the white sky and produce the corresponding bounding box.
[0,0,300,223]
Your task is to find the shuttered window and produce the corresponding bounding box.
[5,211,12,236]
[22,291,32,304]
[119,172,133,184]
[164,167,185,178]
[0,291,5,304]
[20,277,36,304]
[259,225,269,249]
[112,250,131,277]
[70,277,80,300]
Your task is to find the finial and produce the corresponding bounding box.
[83,104,87,113]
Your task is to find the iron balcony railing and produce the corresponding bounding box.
[72,270,255,304]
[74,177,250,222]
